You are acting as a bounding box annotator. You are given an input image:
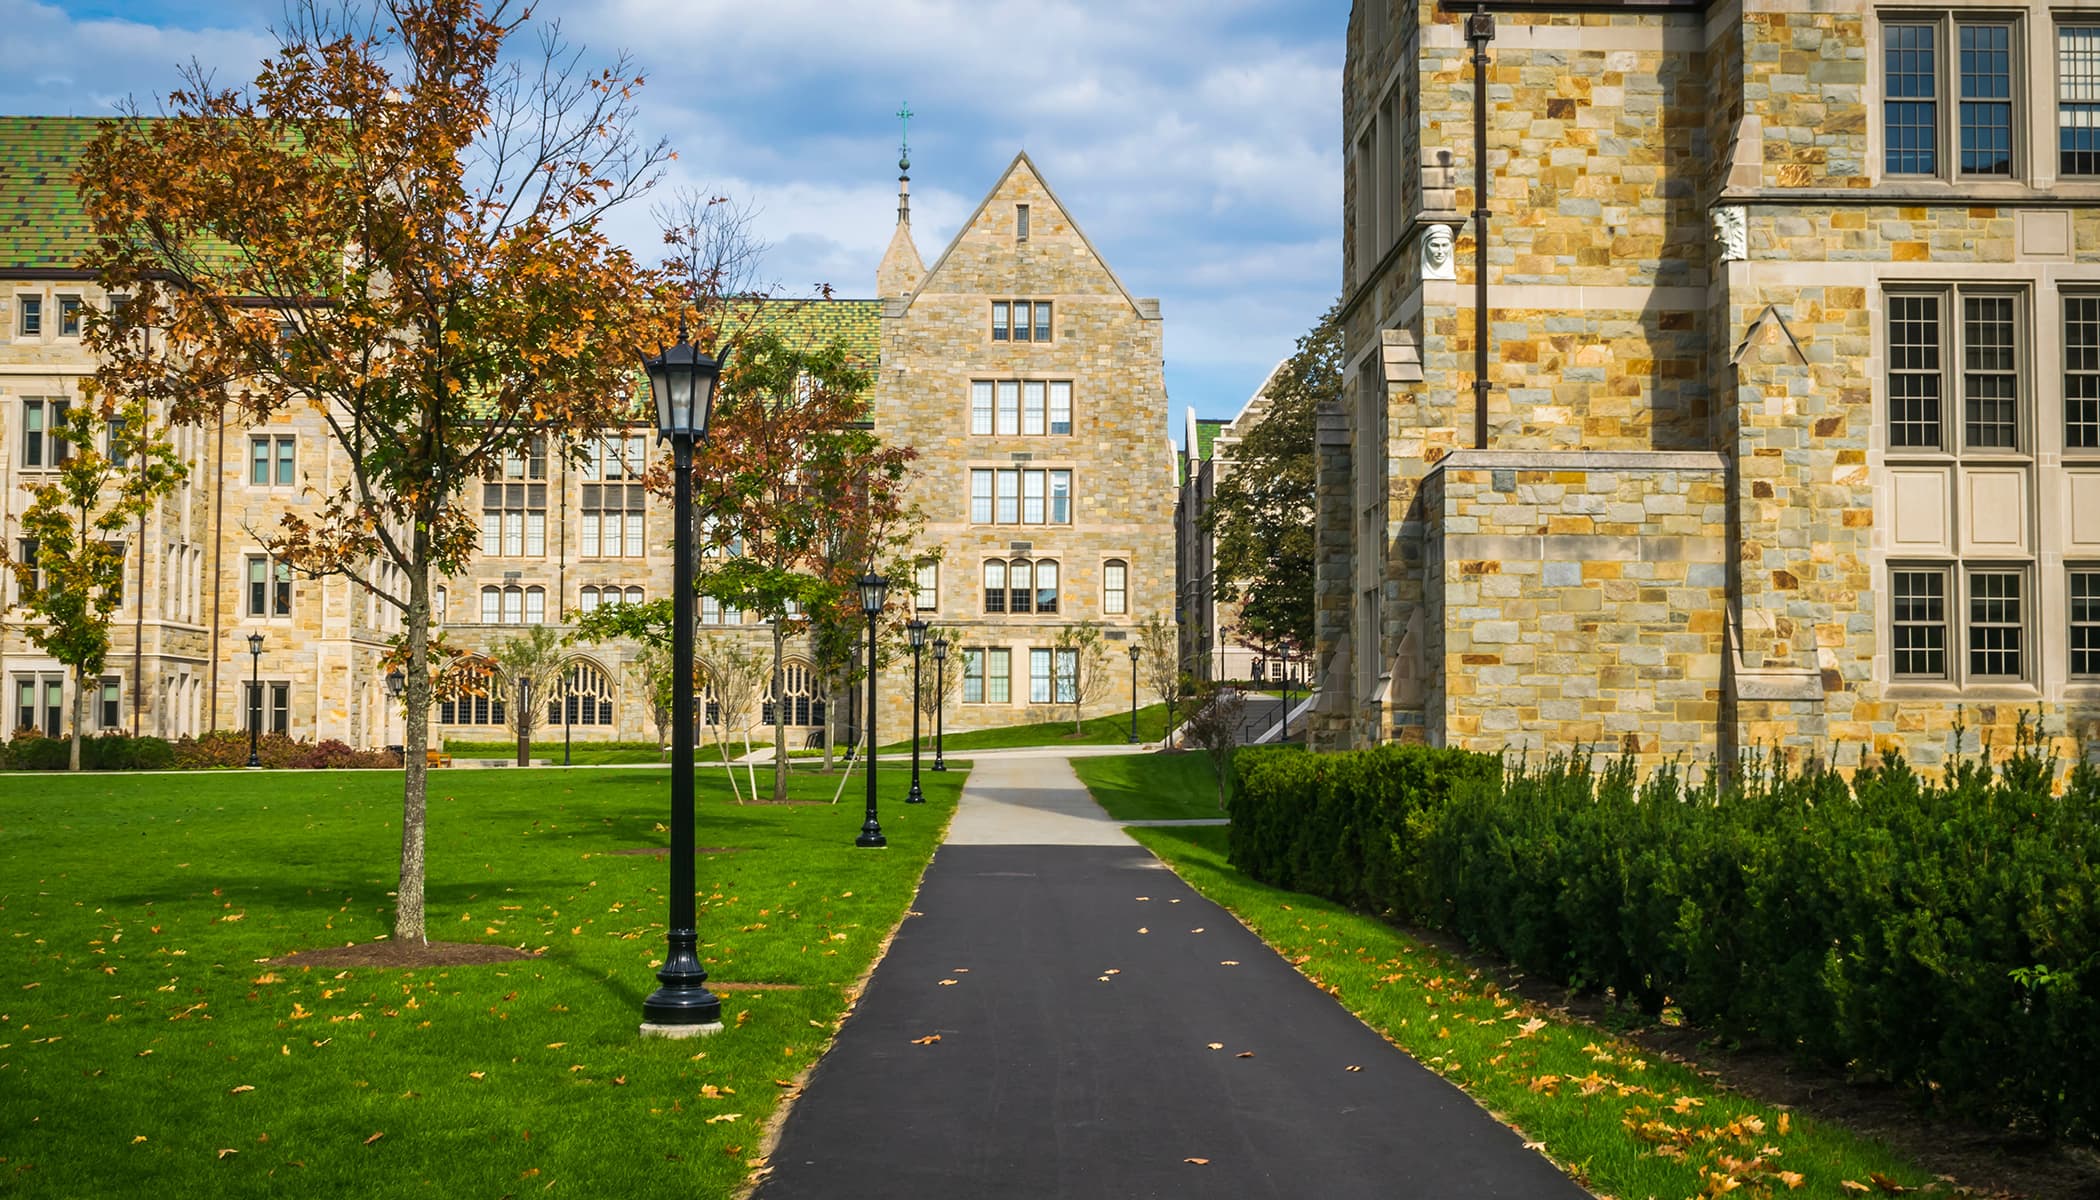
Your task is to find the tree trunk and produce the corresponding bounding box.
[395,547,431,945]
[771,621,788,802]
[819,665,835,775]
[69,666,84,771]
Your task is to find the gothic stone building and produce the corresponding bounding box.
[1,120,1171,748]
[1316,1,2100,770]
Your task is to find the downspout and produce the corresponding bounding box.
[1468,3,1495,450]
[131,500,143,736]
[209,405,225,731]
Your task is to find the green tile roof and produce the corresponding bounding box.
[741,298,881,369]
[0,117,106,271]
[1193,418,1227,461]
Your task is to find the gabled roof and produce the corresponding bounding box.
[0,117,105,273]
[904,150,1148,317]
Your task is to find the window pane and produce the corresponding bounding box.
[1885,24,1940,175]
[1023,381,1046,435]
[1893,569,1948,677]
[2068,295,2100,449]
[276,438,295,485]
[251,437,269,484]
[1049,471,1071,523]
[986,649,1010,703]
[1963,295,2018,449]
[983,560,1006,613]
[1029,648,1052,703]
[970,470,994,523]
[1959,24,2014,176]
[1023,469,1045,523]
[996,469,1019,523]
[1968,569,2024,678]
[19,296,40,336]
[482,588,500,623]
[916,562,937,610]
[504,512,523,556]
[1105,560,1127,614]
[991,302,1009,341]
[503,588,522,624]
[1035,301,1051,342]
[997,382,1020,436]
[2073,569,2100,676]
[1016,204,1030,240]
[1889,294,1944,449]
[625,507,643,557]
[525,588,545,624]
[972,382,994,435]
[526,512,546,557]
[2062,26,2100,175]
[1055,648,1077,704]
[248,557,266,615]
[22,401,42,467]
[1014,302,1032,342]
[1009,560,1032,615]
[1036,559,1058,614]
[1049,382,1072,435]
[962,649,984,702]
[581,512,599,557]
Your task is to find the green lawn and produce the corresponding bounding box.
[0,765,962,1198]
[1070,751,1228,821]
[441,739,773,765]
[1127,826,1938,1200]
[887,701,1176,754]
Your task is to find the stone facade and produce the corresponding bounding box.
[1173,367,1293,683]
[1,122,1173,749]
[1320,1,2100,771]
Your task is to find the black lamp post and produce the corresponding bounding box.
[561,667,572,767]
[1127,642,1142,744]
[639,322,725,1038]
[246,632,264,767]
[386,668,405,761]
[514,675,532,767]
[930,636,948,772]
[904,619,927,803]
[1280,646,1293,741]
[857,572,889,847]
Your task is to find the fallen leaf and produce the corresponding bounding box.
[1778,1172,1805,1190]
[1778,1112,1792,1136]
[705,1113,742,1124]
[1137,928,1150,934]
[229,1084,255,1094]
[363,1131,384,1146]
[612,1076,628,1086]
[131,1135,147,1144]
[1104,969,1120,975]
[545,1042,566,1050]
[1190,928,1205,934]
[1135,897,1150,901]
[217,1148,238,1160]
[1206,1043,1224,1051]
[1345,1065,1363,1072]
[910,1034,941,1045]
[1183,1157,1209,1165]
[1841,1183,1871,1194]
[1235,1051,1254,1059]
[1869,1174,1914,1193]
[1517,1017,1547,1037]
[1220,961,1239,966]
[469,1072,486,1081]
[937,979,958,986]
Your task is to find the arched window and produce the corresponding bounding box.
[1102,559,1127,615]
[525,586,545,624]
[1034,559,1059,614]
[502,586,523,624]
[983,559,1007,613]
[579,586,600,614]
[625,586,643,605]
[437,666,506,726]
[762,660,825,727]
[1009,559,1033,613]
[548,660,615,726]
[481,585,500,623]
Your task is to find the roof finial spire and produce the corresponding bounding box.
[896,100,913,176]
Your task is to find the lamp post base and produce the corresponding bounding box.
[856,824,888,848]
[640,1019,724,1039]
[906,778,925,804]
[931,757,946,772]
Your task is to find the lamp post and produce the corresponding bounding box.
[857,572,889,847]
[514,675,531,767]
[930,636,948,772]
[1280,645,1293,741]
[561,667,572,767]
[246,633,264,767]
[387,668,405,762]
[1127,642,1141,744]
[904,619,927,803]
[638,323,725,1038]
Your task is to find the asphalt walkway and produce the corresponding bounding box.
[754,754,1587,1200]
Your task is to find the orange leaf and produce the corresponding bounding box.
[1840,1183,1870,1194]
[910,1034,940,1045]
[363,1131,384,1146]
[1778,1172,1805,1190]
[1235,1051,1254,1059]
[1183,1157,1209,1165]
[229,1084,255,1094]
[216,1148,237,1160]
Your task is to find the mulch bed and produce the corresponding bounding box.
[265,941,539,969]
[608,846,742,856]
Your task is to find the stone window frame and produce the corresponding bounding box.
[550,660,617,727]
[20,397,72,470]
[2071,564,2100,678]
[14,672,65,737]
[14,291,42,339]
[1888,559,2038,687]
[580,480,644,557]
[969,379,1074,437]
[967,466,1073,525]
[989,299,1053,344]
[438,667,507,727]
[245,679,292,736]
[1102,558,1128,615]
[2065,288,2100,452]
[1877,8,2029,183]
[245,553,294,619]
[981,556,1059,615]
[2060,20,2100,176]
[97,674,122,730]
[56,294,84,338]
[1883,284,2033,460]
[248,433,297,487]
[960,647,1011,705]
[914,560,938,612]
[1027,646,1078,705]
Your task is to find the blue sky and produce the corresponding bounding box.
[3,0,1348,441]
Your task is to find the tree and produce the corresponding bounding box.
[1,400,184,768]
[1051,621,1112,734]
[490,624,564,752]
[78,0,672,944]
[914,623,963,747]
[1139,611,1181,740]
[629,642,673,752]
[1205,301,1338,655]
[687,327,916,800]
[1180,680,1247,809]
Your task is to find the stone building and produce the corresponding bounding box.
[1173,365,1293,683]
[1,120,1173,749]
[1317,1,2100,769]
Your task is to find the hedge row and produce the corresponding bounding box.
[2,729,400,770]
[1229,735,2100,1142]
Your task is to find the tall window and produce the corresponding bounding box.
[15,674,65,736]
[98,676,121,729]
[1103,559,1128,615]
[762,661,825,727]
[21,399,68,468]
[982,560,1006,614]
[962,647,1010,704]
[582,482,645,556]
[246,555,292,617]
[1030,649,1079,704]
[1016,203,1030,240]
[1887,288,2026,454]
[246,681,291,736]
[482,437,547,557]
[915,561,938,611]
[58,296,83,337]
[1883,15,2021,179]
[1967,569,2027,679]
[989,300,1051,342]
[475,584,545,625]
[16,295,41,337]
[581,434,646,480]
[2073,568,2100,677]
[438,668,506,726]
[968,469,1073,524]
[434,586,447,625]
[982,558,1058,614]
[2062,25,2100,175]
[250,434,296,486]
[13,539,38,601]
[2068,295,2100,450]
[481,586,501,623]
[969,380,1073,436]
[550,661,615,726]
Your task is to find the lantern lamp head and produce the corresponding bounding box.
[386,669,405,698]
[932,636,949,662]
[906,618,928,648]
[644,323,725,442]
[858,572,890,617]
[247,632,264,657]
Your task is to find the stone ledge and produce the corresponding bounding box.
[1432,449,1729,474]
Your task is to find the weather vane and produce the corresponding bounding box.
[897,101,913,174]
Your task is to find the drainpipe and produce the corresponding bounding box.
[209,405,225,731]
[1468,3,1494,450]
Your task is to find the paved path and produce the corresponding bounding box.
[754,755,1587,1200]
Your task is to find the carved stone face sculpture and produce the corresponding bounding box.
[1711,206,1747,262]
[1422,223,1457,280]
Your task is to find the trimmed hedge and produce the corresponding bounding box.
[2,729,398,770]
[1229,735,2100,1141]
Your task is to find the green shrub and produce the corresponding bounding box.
[3,731,175,771]
[1228,729,2100,1142]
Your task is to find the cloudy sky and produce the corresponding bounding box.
[3,0,1348,440]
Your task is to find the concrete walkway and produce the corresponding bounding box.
[753,755,1587,1199]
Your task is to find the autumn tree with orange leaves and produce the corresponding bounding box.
[76,0,676,947]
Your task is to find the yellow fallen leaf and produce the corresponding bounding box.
[1137,928,1150,934]
[1189,928,1205,934]
[545,1042,567,1049]
[911,1034,941,1045]
[705,1113,742,1124]
[1183,1157,1209,1165]
[937,979,958,986]
[1206,1043,1223,1051]
[131,1135,147,1144]
[1778,1172,1805,1190]
[229,1084,255,1094]
[1869,1173,1913,1193]
[1841,1183,1871,1194]
[469,1072,486,1081]
[1345,1065,1363,1072]
[1517,1017,1546,1037]
[363,1131,384,1146]
[1220,961,1240,966]
[1235,1051,1254,1059]
[217,1148,237,1159]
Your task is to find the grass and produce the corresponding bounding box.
[885,701,1176,754]
[1123,826,1940,1200]
[1069,751,1228,821]
[441,739,774,765]
[0,764,963,1198]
